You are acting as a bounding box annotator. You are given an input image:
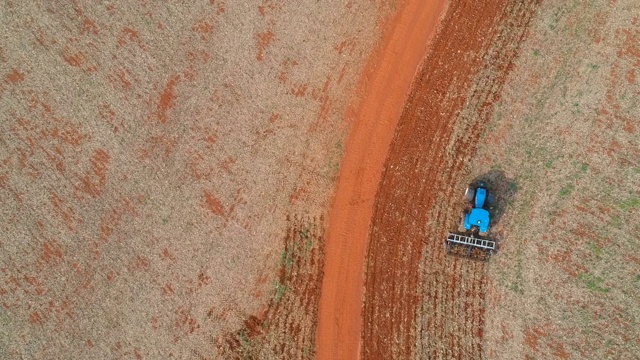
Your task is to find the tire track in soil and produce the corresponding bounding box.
[362,1,539,359]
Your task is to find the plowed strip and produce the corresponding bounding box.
[363,1,538,359]
[315,1,449,359]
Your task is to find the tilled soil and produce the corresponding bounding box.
[362,1,539,359]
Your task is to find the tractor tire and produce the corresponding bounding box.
[464,186,475,202]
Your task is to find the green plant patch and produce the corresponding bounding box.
[605,339,614,348]
[559,183,574,197]
[274,281,288,302]
[610,215,623,229]
[579,273,609,293]
[587,241,602,258]
[580,163,588,173]
[280,248,294,272]
[618,197,640,210]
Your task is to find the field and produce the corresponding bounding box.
[477,0,640,358]
[1,0,639,359]
[361,0,640,359]
[362,1,539,358]
[0,1,391,358]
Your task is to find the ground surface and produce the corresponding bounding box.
[0,1,391,358]
[315,1,449,359]
[476,1,640,358]
[359,0,640,359]
[2,0,639,359]
[360,1,539,358]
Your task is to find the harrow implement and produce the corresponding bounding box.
[445,232,495,261]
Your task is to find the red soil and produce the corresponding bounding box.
[315,1,449,359]
[5,68,25,84]
[363,1,537,358]
[318,0,537,358]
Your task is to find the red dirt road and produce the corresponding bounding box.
[315,1,449,359]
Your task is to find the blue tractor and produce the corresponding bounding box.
[446,180,496,260]
[462,181,493,236]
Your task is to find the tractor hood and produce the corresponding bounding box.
[464,208,490,233]
[475,187,487,208]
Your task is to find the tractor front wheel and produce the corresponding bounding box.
[464,186,475,202]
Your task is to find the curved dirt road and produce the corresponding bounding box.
[315,1,449,359]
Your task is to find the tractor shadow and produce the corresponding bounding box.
[469,169,517,228]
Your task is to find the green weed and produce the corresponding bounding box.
[572,101,582,114]
[510,180,519,192]
[587,241,602,258]
[525,147,533,158]
[618,197,640,210]
[280,248,293,272]
[238,328,255,358]
[274,281,288,302]
[580,163,588,173]
[299,224,315,251]
[303,345,312,359]
[559,184,574,197]
[579,273,609,293]
[610,215,622,229]
[605,339,614,347]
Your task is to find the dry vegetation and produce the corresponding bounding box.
[465,0,640,358]
[219,215,325,359]
[2,0,638,358]
[0,1,392,358]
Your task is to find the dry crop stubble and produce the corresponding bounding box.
[467,0,640,358]
[0,1,392,358]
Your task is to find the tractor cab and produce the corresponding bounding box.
[463,186,490,234]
